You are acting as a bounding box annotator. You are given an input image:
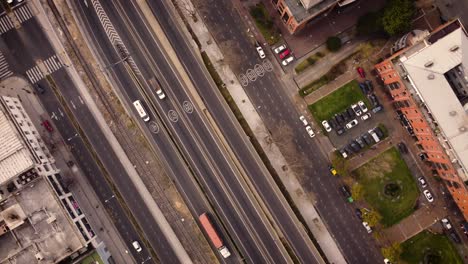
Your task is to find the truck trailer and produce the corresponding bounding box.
[199,213,231,258]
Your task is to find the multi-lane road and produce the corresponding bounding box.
[72,0,325,263]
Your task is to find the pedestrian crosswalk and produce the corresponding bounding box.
[0,15,14,35]
[26,54,64,84]
[0,51,12,80]
[14,4,33,24]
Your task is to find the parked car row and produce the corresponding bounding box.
[440,218,462,244]
[339,126,385,158]
[273,44,295,66]
[324,100,371,136]
[299,115,315,138]
[359,80,384,114]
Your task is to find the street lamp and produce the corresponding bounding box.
[67,133,79,142]
[104,194,115,203]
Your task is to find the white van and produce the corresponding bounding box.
[368,129,380,143]
[133,100,150,122]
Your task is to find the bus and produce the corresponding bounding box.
[133,100,150,122]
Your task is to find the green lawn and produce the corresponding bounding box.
[401,231,462,264]
[353,147,419,227]
[79,252,104,264]
[308,80,369,122]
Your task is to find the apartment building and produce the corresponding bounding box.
[375,20,468,219]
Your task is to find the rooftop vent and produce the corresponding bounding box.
[450,45,459,52]
[424,61,434,67]
[460,126,467,132]
[449,110,457,116]
[427,73,435,80]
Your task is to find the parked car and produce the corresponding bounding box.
[346,119,359,129]
[398,142,408,154]
[357,67,366,78]
[274,44,286,54]
[441,218,453,230]
[35,84,45,94]
[328,118,338,129]
[372,105,383,113]
[373,127,384,138]
[322,120,332,132]
[299,115,308,126]
[351,104,362,116]
[343,110,352,121]
[339,149,349,159]
[349,141,361,152]
[423,190,434,202]
[132,241,142,252]
[256,45,266,59]
[156,88,166,99]
[362,133,374,145]
[343,145,354,154]
[368,93,380,107]
[418,176,428,188]
[355,137,366,148]
[359,82,369,94]
[449,231,461,244]
[306,125,315,138]
[355,208,363,220]
[42,120,54,132]
[279,49,290,59]
[282,56,294,66]
[334,114,345,125]
[340,185,354,203]
[365,79,374,92]
[329,165,338,176]
[362,222,372,233]
[346,107,356,118]
[361,113,371,121]
[358,101,368,113]
[336,127,346,135]
[460,222,468,236]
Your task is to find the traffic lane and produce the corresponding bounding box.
[33,84,150,262]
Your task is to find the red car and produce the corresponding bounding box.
[357,67,366,78]
[42,120,54,132]
[279,49,290,59]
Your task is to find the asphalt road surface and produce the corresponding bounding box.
[72,0,324,263]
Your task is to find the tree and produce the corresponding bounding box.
[381,243,402,262]
[362,208,382,227]
[382,0,415,36]
[357,11,384,36]
[326,36,342,52]
[351,183,364,201]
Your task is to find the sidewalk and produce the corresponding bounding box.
[173,0,346,263]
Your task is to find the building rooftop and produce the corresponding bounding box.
[400,27,468,172]
[284,0,338,23]
[0,110,34,186]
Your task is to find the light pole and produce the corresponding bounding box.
[67,133,79,142]
[104,194,115,203]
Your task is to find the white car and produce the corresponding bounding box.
[321,120,332,132]
[418,176,427,188]
[423,190,434,203]
[441,218,452,230]
[256,46,266,59]
[361,113,371,121]
[132,241,142,252]
[306,125,315,138]
[282,56,294,66]
[274,44,287,54]
[156,88,166,99]
[299,115,308,126]
[351,104,362,116]
[358,100,368,113]
[362,222,372,233]
[345,119,359,129]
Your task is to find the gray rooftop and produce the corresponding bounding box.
[284,0,338,23]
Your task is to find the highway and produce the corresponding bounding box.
[72,0,323,263]
[189,0,384,262]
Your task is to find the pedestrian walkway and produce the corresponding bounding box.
[26,54,64,83]
[14,4,34,24]
[0,15,14,35]
[0,51,12,80]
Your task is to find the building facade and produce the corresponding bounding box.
[375,20,468,219]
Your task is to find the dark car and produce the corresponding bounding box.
[344,145,354,154]
[355,208,363,220]
[359,82,369,94]
[340,185,354,203]
[328,118,338,129]
[365,80,374,92]
[449,231,461,244]
[355,137,366,148]
[347,107,356,118]
[336,127,346,136]
[362,133,374,145]
[372,105,383,113]
[373,127,385,138]
[35,84,45,94]
[460,222,468,236]
[398,142,408,154]
[340,112,350,122]
[334,114,345,125]
[350,141,361,152]
[368,93,380,107]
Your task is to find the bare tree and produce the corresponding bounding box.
[178,0,198,22]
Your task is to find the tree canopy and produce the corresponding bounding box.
[382,0,415,36]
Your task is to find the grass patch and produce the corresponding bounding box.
[294,51,326,74]
[401,231,462,264]
[308,80,369,122]
[353,147,419,227]
[249,3,280,45]
[79,251,104,264]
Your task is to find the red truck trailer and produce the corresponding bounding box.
[199,213,231,258]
